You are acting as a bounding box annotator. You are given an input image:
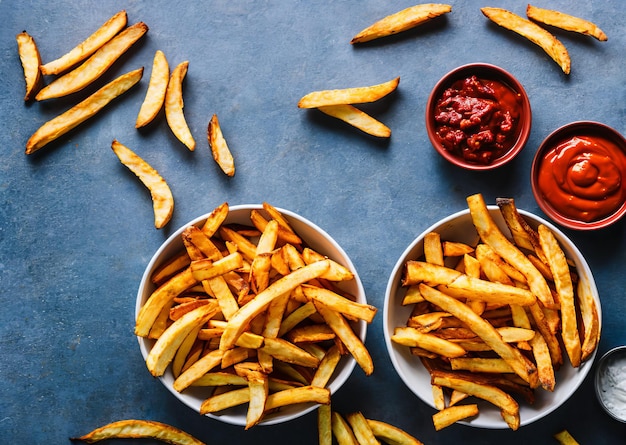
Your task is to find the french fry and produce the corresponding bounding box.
[366,418,425,445]
[111,139,174,229]
[26,68,143,154]
[41,10,128,76]
[165,61,195,151]
[577,278,600,363]
[554,429,581,445]
[317,104,391,138]
[298,77,400,108]
[234,363,269,429]
[480,7,570,74]
[450,358,514,374]
[264,386,330,411]
[318,404,333,445]
[303,286,377,323]
[538,224,581,367]
[432,404,479,431]
[36,22,148,101]
[16,31,43,101]
[200,387,250,414]
[346,411,379,445]
[208,114,235,176]
[392,327,466,358]
[71,419,205,445]
[351,3,452,44]
[332,411,359,445]
[526,4,607,41]
[136,50,170,128]
[496,197,547,263]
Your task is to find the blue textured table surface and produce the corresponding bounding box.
[2,1,625,443]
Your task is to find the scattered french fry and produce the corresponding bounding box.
[351,3,452,44]
[16,31,43,101]
[136,50,170,128]
[72,419,205,445]
[165,61,195,150]
[26,67,143,154]
[527,4,607,41]
[41,10,128,75]
[317,104,391,138]
[208,113,235,176]
[111,139,174,229]
[298,77,399,109]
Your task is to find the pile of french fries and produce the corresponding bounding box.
[136,202,378,429]
[392,193,600,430]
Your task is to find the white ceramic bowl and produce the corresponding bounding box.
[137,204,367,426]
[383,206,601,429]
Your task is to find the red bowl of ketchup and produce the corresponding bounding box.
[531,121,626,230]
[426,63,532,170]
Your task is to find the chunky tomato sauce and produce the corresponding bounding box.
[537,135,626,222]
[434,75,522,165]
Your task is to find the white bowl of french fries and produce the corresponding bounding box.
[136,203,374,427]
[384,193,601,430]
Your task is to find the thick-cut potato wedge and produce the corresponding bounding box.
[146,302,220,376]
[431,370,520,430]
[527,5,607,41]
[420,284,537,386]
[36,22,148,101]
[16,31,43,101]
[467,193,554,307]
[480,7,570,74]
[208,114,235,176]
[26,68,143,154]
[41,10,128,76]
[72,419,205,445]
[165,61,195,151]
[366,418,424,445]
[136,50,170,128]
[317,104,391,138]
[351,3,452,44]
[554,430,580,445]
[432,404,479,431]
[219,260,331,350]
[298,77,400,108]
[111,139,174,229]
[538,224,581,367]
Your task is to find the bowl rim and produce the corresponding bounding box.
[531,120,626,230]
[383,206,601,429]
[136,204,367,426]
[594,345,626,423]
[425,62,532,171]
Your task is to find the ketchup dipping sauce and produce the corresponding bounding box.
[426,64,531,170]
[532,122,626,230]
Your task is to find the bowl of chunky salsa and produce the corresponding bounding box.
[531,121,626,230]
[426,63,531,170]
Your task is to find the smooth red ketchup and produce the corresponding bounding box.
[434,75,522,165]
[537,135,626,222]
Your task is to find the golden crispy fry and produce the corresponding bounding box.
[366,418,424,445]
[332,411,359,445]
[208,114,235,176]
[234,363,269,429]
[351,4,452,44]
[424,232,444,266]
[420,284,537,386]
[577,278,600,362]
[41,10,128,76]
[264,386,331,411]
[173,349,223,392]
[136,50,170,128]
[554,429,581,445]
[72,419,205,445]
[538,224,581,367]
[36,22,148,101]
[432,404,479,431]
[467,193,554,307]
[200,387,250,414]
[346,411,379,445]
[529,329,555,391]
[111,139,174,229]
[220,260,331,350]
[298,77,400,108]
[496,197,547,263]
[26,68,143,154]
[527,4,607,41]
[317,104,391,138]
[392,327,466,358]
[315,300,374,375]
[431,370,520,430]
[311,345,342,388]
[261,337,320,368]
[318,404,333,445]
[442,241,474,257]
[302,286,377,323]
[165,61,195,150]
[16,31,43,101]
[450,358,514,374]
[480,7,570,74]
[146,302,220,376]
[190,253,244,281]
